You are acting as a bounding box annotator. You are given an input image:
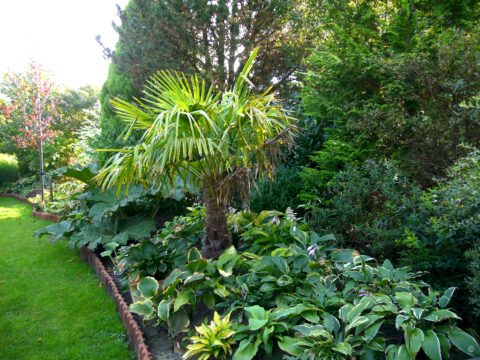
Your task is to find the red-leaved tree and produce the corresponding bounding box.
[1,62,60,206]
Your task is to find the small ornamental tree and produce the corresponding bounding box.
[96,49,296,258]
[0,62,60,206]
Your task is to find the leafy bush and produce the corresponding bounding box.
[29,180,86,215]
[0,175,40,197]
[0,153,19,186]
[305,160,418,260]
[249,165,303,213]
[399,149,480,322]
[34,185,159,251]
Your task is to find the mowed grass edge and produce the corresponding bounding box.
[0,197,135,360]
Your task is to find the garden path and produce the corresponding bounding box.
[0,197,135,360]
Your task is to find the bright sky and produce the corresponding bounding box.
[0,0,129,89]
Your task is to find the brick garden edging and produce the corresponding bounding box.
[79,247,152,360]
[0,192,152,360]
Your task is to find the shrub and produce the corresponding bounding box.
[249,165,303,213]
[305,160,418,261]
[0,153,19,186]
[399,149,480,322]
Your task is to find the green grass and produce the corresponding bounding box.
[0,197,135,360]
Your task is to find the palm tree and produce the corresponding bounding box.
[96,48,296,258]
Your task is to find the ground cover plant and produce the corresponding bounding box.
[0,197,135,360]
[125,207,480,359]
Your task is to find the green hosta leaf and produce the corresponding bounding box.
[202,291,215,309]
[397,345,411,360]
[138,277,159,299]
[273,304,308,320]
[245,305,267,320]
[163,279,180,297]
[333,342,353,356]
[323,313,340,334]
[438,287,456,308]
[347,296,372,323]
[278,336,303,356]
[365,321,383,342]
[217,246,239,277]
[248,319,268,331]
[141,241,157,259]
[346,316,370,333]
[213,284,229,297]
[301,310,320,323]
[184,272,204,284]
[233,338,260,360]
[339,304,354,322]
[293,324,330,338]
[168,308,189,335]
[422,330,442,360]
[130,300,153,317]
[437,333,451,359]
[188,247,202,262]
[164,268,182,289]
[157,299,171,322]
[367,338,385,352]
[276,274,293,287]
[407,328,424,355]
[396,292,417,308]
[432,309,461,321]
[448,328,480,357]
[174,289,195,312]
[186,259,208,272]
[272,256,289,274]
[395,315,408,330]
[412,308,425,319]
[344,271,366,282]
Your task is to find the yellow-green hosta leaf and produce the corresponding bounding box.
[129,300,154,317]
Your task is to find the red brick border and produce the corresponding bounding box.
[80,247,152,360]
[0,193,152,360]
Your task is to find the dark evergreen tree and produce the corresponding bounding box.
[101,0,306,92]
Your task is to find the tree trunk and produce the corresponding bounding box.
[49,178,53,202]
[202,188,232,259]
[39,138,45,207]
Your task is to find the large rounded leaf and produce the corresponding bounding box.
[130,300,153,317]
[138,276,159,299]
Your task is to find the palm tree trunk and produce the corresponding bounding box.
[202,188,232,259]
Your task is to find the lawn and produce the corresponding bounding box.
[0,197,135,360]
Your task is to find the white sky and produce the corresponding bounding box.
[0,0,129,89]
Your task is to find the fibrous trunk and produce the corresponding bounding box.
[202,188,232,259]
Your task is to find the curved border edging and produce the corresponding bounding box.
[0,193,152,360]
[79,247,152,360]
